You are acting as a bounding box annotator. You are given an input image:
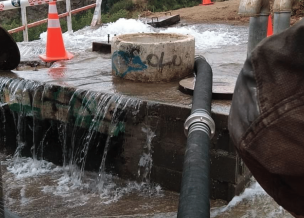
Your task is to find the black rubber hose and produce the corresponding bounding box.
[192,57,213,113]
[177,57,213,218]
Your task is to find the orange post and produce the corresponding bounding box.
[39,2,74,62]
[200,0,214,6]
[267,15,273,37]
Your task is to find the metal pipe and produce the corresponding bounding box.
[178,56,215,218]
[91,0,103,26]
[247,15,268,56]
[274,12,291,34]
[7,3,97,35]
[21,6,28,42]
[238,0,270,56]
[273,0,294,13]
[66,0,73,33]
[238,0,269,16]
[273,0,294,34]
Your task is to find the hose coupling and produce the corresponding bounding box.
[184,109,215,139]
[195,55,206,61]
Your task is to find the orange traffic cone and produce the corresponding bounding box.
[267,15,273,37]
[200,0,214,6]
[39,2,74,62]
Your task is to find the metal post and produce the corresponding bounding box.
[97,10,102,25]
[21,5,28,42]
[91,0,103,26]
[247,15,268,56]
[273,12,291,34]
[65,0,73,32]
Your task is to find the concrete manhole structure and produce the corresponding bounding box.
[111,33,195,82]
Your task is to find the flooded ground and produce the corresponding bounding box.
[0,19,295,217]
[1,156,178,218]
[1,157,293,218]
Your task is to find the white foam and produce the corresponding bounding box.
[210,179,293,217]
[211,181,267,217]
[6,157,62,179]
[160,25,242,50]
[20,185,33,206]
[18,18,247,59]
[5,154,162,207]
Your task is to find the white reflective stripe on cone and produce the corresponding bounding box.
[49,4,57,13]
[48,19,60,28]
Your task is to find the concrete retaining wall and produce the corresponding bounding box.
[0,77,250,201]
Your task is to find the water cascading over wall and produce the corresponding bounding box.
[0,76,251,201]
[0,77,159,185]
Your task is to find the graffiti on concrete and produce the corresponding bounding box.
[0,78,129,136]
[112,50,148,78]
[11,0,20,7]
[112,49,183,76]
[145,52,182,72]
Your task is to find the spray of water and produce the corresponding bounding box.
[138,126,155,183]
[18,18,247,60]
[0,76,163,205]
[210,178,292,218]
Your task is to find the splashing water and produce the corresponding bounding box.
[3,157,163,206]
[210,178,294,218]
[138,126,156,183]
[97,96,131,190]
[0,75,163,208]
[18,18,248,60]
[3,156,292,217]
[5,157,60,179]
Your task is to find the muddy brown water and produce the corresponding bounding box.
[1,157,293,218]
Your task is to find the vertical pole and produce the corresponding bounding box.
[273,12,291,34]
[247,15,268,57]
[97,9,102,25]
[66,0,72,32]
[91,0,103,26]
[21,6,28,42]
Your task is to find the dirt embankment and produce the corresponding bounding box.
[170,0,249,25]
[145,0,303,26]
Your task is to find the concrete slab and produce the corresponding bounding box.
[0,46,250,202]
